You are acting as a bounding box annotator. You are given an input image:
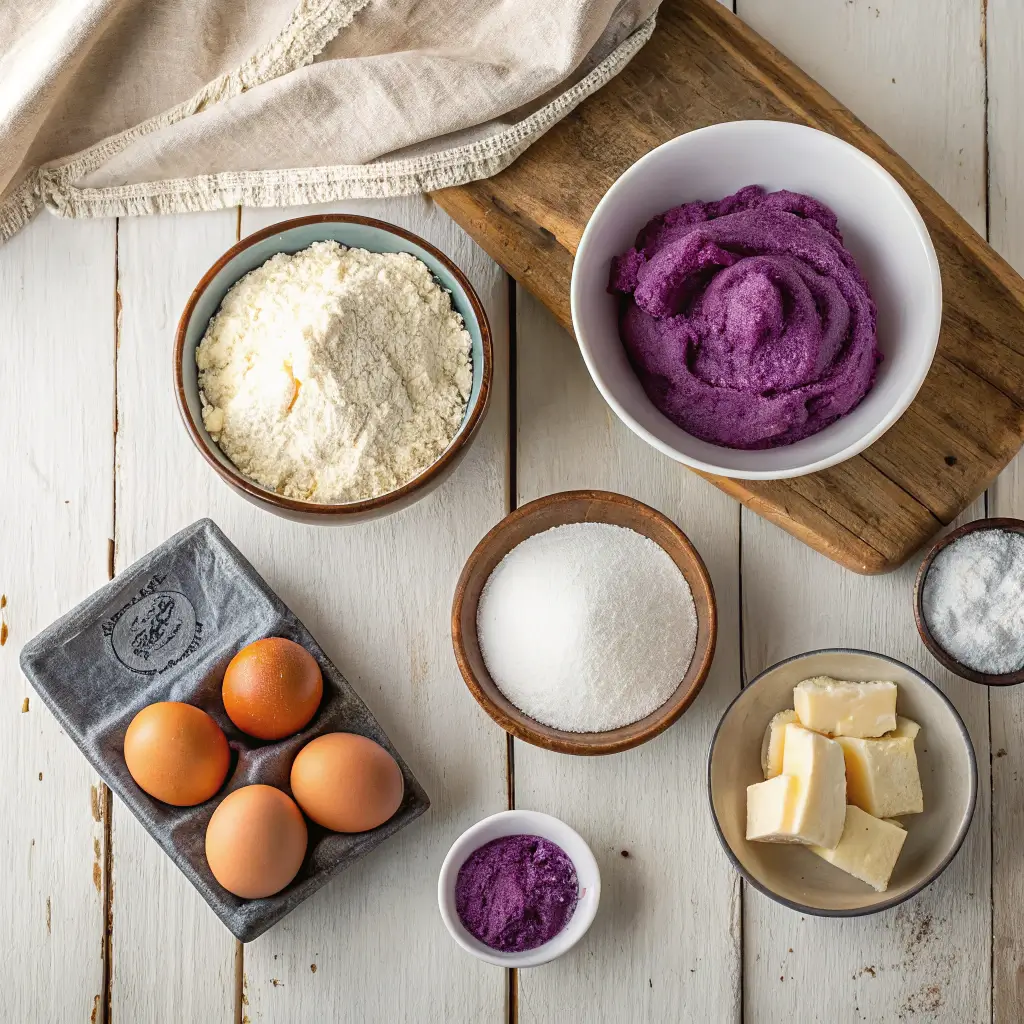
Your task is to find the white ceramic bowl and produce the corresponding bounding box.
[437,810,601,967]
[708,649,977,915]
[570,120,942,480]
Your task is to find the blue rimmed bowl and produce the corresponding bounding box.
[174,215,493,523]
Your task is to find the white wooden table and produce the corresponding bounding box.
[4,2,1022,1021]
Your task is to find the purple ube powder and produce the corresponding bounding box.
[609,185,881,450]
[455,834,579,952]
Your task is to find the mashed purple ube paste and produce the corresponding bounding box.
[455,834,578,953]
[609,185,881,449]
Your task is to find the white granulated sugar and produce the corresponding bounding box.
[477,522,698,733]
[196,240,472,503]
[921,528,1024,675]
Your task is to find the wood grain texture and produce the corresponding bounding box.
[988,468,1024,1024]
[741,501,992,1023]
[433,0,1024,575]
[985,0,1024,1015]
[513,292,741,1023]
[0,215,114,1024]
[739,2,992,1021]
[237,198,509,1024]
[738,0,986,234]
[112,210,240,1023]
[6,2,1024,1018]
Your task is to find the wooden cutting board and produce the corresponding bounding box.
[433,0,1024,575]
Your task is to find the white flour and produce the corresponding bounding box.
[196,241,472,503]
[477,522,698,732]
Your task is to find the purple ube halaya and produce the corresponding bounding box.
[609,185,881,450]
[455,834,578,953]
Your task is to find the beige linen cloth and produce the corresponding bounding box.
[0,0,659,241]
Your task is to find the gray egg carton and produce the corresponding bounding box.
[20,518,429,942]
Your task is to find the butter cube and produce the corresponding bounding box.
[886,716,921,741]
[780,725,846,848]
[810,805,908,892]
[747,774,802,842]
[794,677,897,737]
[761,709,800,779]
[746,725,846,848]
[836,735,923,818]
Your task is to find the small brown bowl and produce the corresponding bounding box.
[174,215,492,524]
[914,517,1024,686]
[451,490,717,755]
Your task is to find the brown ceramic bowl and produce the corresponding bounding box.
[451,490,717,755]
[174,215,492,524]
[914,517,1024,685]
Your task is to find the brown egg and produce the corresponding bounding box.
[290,732,404,833]
[123,702,230,806]
[222,637,323,740]
[205,785,307,899]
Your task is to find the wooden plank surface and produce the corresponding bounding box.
[988,479,1024,1024]
[513,291,742,1022]
[738,0,986,233]
[1,216,115,1023]
[5,1,1024,1020]
[433,0,1024,576]
[112,210,241,1022]
[237,199,510,1024]
[739,2,993,1021]
[986,0,1024,1018]
[742,501,992,1023]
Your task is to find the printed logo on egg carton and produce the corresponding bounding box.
[102,574,204,675]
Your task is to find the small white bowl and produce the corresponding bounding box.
[437,809,601,967]
[570,120,942,480]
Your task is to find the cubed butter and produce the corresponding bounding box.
[746,725,846,848]
[780,725,846,848]
[761,709,799,779]
[836,735,923,818]
[886,716,921,741]
[794,676,897,737]
[810,805,908,892]
[747,774,802,842]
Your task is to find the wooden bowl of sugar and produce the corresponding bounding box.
[451,489,717,755]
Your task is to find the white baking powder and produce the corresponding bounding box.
[196,241,472,503]
[477,522,698,732]
[921,528,1024,675]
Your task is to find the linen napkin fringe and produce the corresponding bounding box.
[0,7,655,240]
